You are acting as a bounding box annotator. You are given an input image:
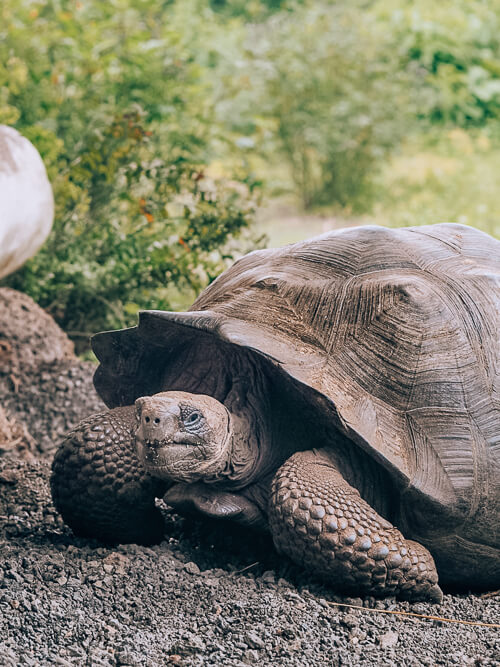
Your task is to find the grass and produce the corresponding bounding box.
[256,128,500,247]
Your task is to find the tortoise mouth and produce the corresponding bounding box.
[137,438,202,475]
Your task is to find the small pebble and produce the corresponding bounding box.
[184,562,201,575]
[244,632,265,650]
[379,630,399,649]
[341,613,359,629]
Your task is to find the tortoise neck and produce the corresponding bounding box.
[212,356,274,488]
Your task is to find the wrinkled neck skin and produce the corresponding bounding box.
[205,368,394,523]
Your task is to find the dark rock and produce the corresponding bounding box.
[341,612,359,629]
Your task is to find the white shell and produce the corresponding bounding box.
[0,125,54,279]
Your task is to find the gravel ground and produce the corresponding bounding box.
[0,460,498,667]
[0,289,498,666]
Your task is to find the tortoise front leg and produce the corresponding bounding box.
[51,406,168,545]
[269,450,443,602]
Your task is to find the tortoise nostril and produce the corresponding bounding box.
[154,417,160,424]
[145,416,150,423]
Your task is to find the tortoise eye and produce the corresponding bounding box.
[184,410,202,426]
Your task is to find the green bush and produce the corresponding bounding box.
[375,0,500,126]
[209,0,303,20]
[0,0,262,349]
[213,3,411,210]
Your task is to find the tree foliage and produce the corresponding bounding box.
[210,0,500,209]
[377,0,500,126]
[230,5,410,210]
[380,0,500,127]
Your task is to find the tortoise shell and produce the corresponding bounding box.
[93,223,500,567]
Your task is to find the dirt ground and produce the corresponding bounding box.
[0,289,498,666]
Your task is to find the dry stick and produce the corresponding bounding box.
[480,590,499,600]
[231,561,260,576]
[327,601,500,629]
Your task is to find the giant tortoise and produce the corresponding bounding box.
[51,223,500,602]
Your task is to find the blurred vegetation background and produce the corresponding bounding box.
[1,0,499,349]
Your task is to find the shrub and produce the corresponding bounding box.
[375,0,500,126]
[214,3,410,210]
[0,0,261,350]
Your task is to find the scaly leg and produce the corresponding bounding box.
[269,450,443,602]
[51,406,168,545]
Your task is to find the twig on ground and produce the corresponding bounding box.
[231,562,260,576]
[327,601,500,629]
[480,590,499,599]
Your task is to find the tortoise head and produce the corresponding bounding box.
[135,391,233,483]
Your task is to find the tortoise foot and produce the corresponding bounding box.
[269,450,443,603]
[51,406,168,545]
